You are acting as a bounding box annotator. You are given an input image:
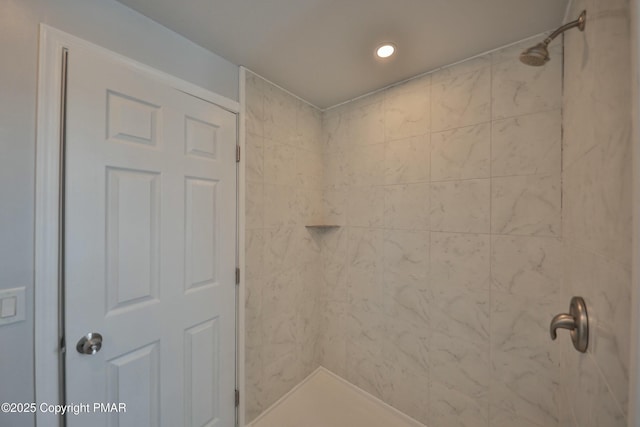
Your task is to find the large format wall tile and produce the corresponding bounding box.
[430,287,489,353]
[430,232,490,353]
[349,143,385,186]
[431,55,491,85]
[246,132,264,183]
[324,149,350,189]
[347,186,385,227]
[263,82,299,144]
[246,181,264,230]
[491,109,561,177]
[321,227,349,304]
[430,233,491,404]
[491,406,553,427]
[491,235,562,298]
[350,101,385,146]
[383,229,430,325]
[430,232,490,295]
[431,122,490,181]
[491,174,561,237]
[245,344,265,421]
[431,179,490,233]
[563,243,631,409]
[384,82,430,141]
[383,183,430,230]
[561,1,632,424]
[563,139,631,266]
[430,331,489,400]
[318,299,347,377]
[246,71,265,137]
[490,291,563,427]
[264,143,297,186]
[381,346,430,424]
[322,188,347,226]
[322,107,349,153]
[563,0,630,171]
[430,381,489,427]
[296,148,323,189]
[297,102,323,153]
[263,184,296,228]
[384,135,430,185]
[491,41,562,119]
[245,229,264,347]
[431,66,491,132]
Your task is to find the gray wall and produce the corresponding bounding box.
[0,1,237,425]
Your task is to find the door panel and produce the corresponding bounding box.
[185,177,218,291]
[105,167,161,312]
[106,342,160,427]
[64,46,237,427]
[184,319,219,426]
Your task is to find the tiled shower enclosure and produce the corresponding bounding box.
[244,0,631,425]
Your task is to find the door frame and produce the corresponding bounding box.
[630,1,640,426]
[34,24,245,427]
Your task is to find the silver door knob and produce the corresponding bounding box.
[550,297,588,353]
[76,333,103,355]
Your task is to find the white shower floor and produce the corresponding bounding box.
[248,368,426,427]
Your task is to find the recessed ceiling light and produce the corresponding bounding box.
[376,43,396,59]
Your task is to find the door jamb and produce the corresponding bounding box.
[34,24,243,427]
[237,67,248,427]
[629,1,640,425]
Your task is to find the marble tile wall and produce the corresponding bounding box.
[560,0,632,426]
[244,71,324,422]
[246,12,632,424]
[319,40,565,427]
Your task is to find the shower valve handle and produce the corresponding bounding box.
[549,313,576,340]
[549,297,588,353]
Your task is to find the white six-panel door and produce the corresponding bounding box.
[63,45,237,427]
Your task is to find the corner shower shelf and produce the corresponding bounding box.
[305,224,341,230]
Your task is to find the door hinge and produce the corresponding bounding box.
[235,267,240,285]
[235,389,240,407]
[236,145,241,163]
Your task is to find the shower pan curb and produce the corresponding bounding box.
[248,367,427,427]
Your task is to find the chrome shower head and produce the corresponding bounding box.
[520,10,586,66]
[520,42,550,66]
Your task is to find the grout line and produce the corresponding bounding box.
[322,170,560,187]
[426,73,433,418]
[560,34,565,241]
[488,40,494,427]
[466,106,562,127]
[429,172,557,184]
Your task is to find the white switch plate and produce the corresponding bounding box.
[0,287,25,325]
[0,296,16,318]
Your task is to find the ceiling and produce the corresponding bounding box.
[117,0,569,109]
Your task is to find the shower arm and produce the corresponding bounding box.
[543,11,586,45]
